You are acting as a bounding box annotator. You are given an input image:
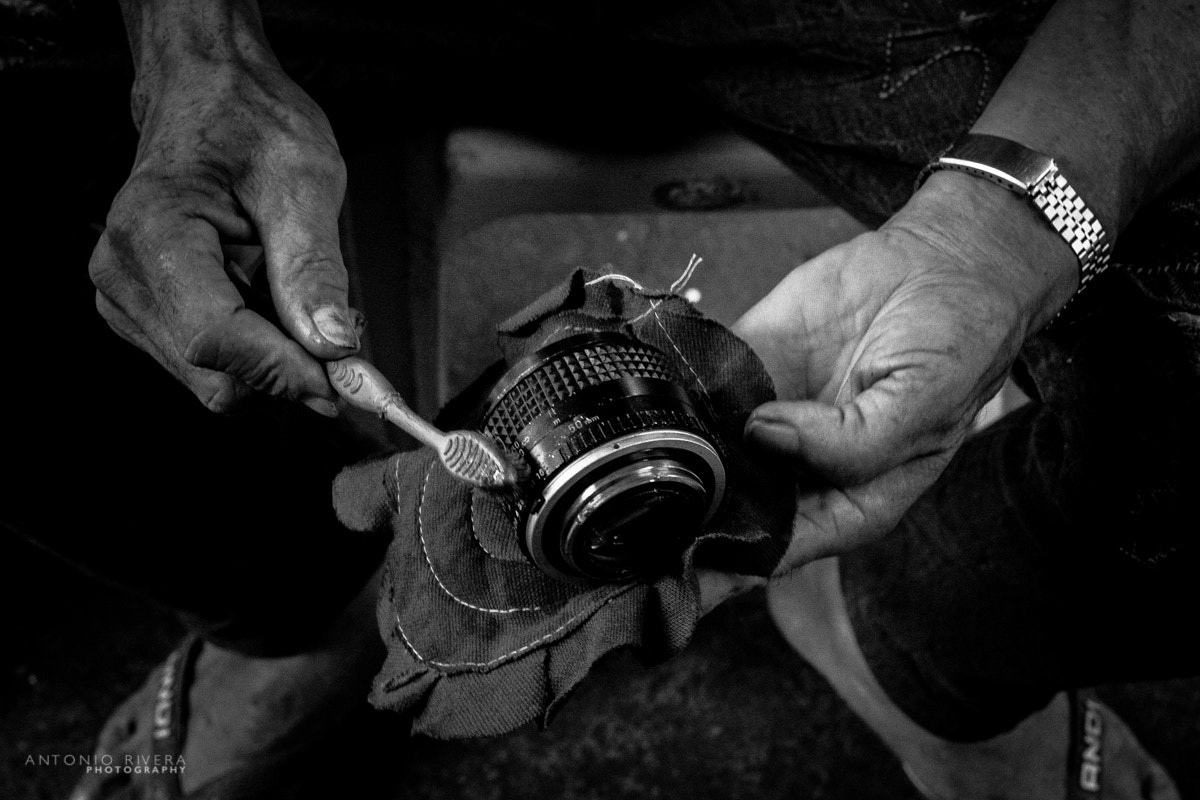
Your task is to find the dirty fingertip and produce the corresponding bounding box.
[348,307,367,337]
[302,396,341,418]
[745,417,800,455]
[311,305,360,350]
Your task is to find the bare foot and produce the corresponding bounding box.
[767,558,1180,799]
[72,565,384,799]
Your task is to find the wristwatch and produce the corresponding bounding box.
[916,133,1112,296]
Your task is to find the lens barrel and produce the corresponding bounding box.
[483,332,726,582]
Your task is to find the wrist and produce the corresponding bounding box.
[888,169,1079,334]
[120,0,276,122]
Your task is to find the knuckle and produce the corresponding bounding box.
[87,232,118,288]
[183,325,300,401]
[92,290,121,327]
[182,325,234,373]
[259,129,346,189]
[284,251,348,288]
[90,226,186,320]
[239,360,298,401]
[194,376,242,415]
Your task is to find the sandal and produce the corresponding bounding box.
[1068,689,1107,799]
[73,635,316,800]
[900,688,1176,800]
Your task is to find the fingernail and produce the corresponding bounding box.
[302,397,341,418]
[348,307,367,337]
[312,306,359,349]
[745,418,799,454]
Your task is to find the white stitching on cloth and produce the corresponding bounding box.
[635,303,712,401]
[468,492,506,560]
[390,455,404,513]
[628,298,663,325]
[415,462,543,614]
[628,255,702,326]
[392,582,635,669]
[879,32,991,117]
[585,272,645,291]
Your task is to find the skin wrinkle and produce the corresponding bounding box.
[885,191,1065,328]
[858,339,1004,423]
[755,258,892,402]
[273,256,351,333]
[847,309,992,406]
[836,384,948,484]
[189,325,277,397]
[254,168,346,229]
[188,324,307,405]
[126,0,275,85]
[99,170,329,411]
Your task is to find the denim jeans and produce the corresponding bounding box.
[5,0,1200,735]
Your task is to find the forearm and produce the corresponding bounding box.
[897,0,1200,334]
[117,0,277,125]
[973,0,1200,235]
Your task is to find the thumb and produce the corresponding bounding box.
[744,391,932,487]
[251,163,360,360]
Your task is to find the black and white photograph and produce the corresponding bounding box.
[3,1,1199,798]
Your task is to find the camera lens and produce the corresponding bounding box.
[483,332,726,582]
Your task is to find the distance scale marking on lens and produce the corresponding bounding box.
[524,403,713,482]
[525,412,602,445]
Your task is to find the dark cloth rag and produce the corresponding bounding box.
[332,269,795,739]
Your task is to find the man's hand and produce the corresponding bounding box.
[732,172,1078,573]
[91,0,357,415]
[728,0,1200,577]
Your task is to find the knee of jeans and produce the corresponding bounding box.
[1029,301,1200,564]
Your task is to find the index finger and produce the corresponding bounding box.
[772,449,951,572]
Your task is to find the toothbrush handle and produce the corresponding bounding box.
[326,357,446,451]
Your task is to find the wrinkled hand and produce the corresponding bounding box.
[732,174,1078,572]
[89,51,358,415]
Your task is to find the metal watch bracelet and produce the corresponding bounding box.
[916,133,1112,303]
